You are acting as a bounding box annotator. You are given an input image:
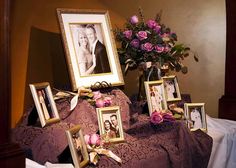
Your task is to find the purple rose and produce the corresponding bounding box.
[154,45,165,53]
[162,112,175,122]
[130,39,140,48]
[136,31,148,41]
[141,42,153,52]
[90,133,101,146]
[147,19,157,29]
[123,30,132,39]
[154,25,161,33]
[130,15,139,24]
[150,111,163,124]
[164,46,171,52]
[103,97,112,107]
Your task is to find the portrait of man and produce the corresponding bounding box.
[110,114,120,137]
[85,24,111,74]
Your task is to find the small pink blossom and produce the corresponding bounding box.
[154,25,161,33]
[150,111,163,124]
[93,91,102,100]
[154,45,165,53]
[141,42,153,52]
[164,46,171,52]
[90,133,101,146]
[123,30,132,39]
[95,98,104,108]
[136,31,148,41]
[130,15,139,24]
[147,19,157,29]
[103,97,112,107]
[84,134,91,145]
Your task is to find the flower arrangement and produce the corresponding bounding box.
[84,133,122,165]
[150,110,175,125]
[115,8,198,75]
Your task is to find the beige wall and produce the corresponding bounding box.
[11,0,225,127]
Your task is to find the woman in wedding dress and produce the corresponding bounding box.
[77,29,96,76]
[190,108,203,129]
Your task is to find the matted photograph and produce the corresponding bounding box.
[65,125,89,168]
[144,80,168,116]
[57,9,124,90]
[96,106,124,143]
[184,103,207,132]
[29,82,60,127]
[162,75,181,102]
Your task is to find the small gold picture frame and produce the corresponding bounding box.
[162,75,181,102]
[65,125,89,168]
[29,82,60,127]
[144,80,168,115]
[96,106,124,143]
[184,103,207,132]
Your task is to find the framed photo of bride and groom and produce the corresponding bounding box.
[57,9,124,91]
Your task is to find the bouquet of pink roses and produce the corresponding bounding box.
[115,8,198,74]
[150,110,175,125]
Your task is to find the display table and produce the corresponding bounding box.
[11,89,212,168]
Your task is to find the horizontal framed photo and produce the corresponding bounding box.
[57,9,124,90]
[96,106,124,143]
[29,82,60,127]
[144,80,168,116]
[184,103,207,132]
[65,125,89,168]
[162,75,181,102]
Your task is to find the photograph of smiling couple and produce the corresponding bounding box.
[74,24,111,76]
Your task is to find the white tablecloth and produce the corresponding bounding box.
[207,115,236,168]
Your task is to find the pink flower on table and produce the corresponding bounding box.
[90,133,101,146]
[130,39,140,48]
[103,97,112,107]
[147,19,157,29]
[154,45,165,53]
[123,30,132,39]
[95,98,104,108]
[93,91,102,100]
[150,111,163,124]
[141,42,153,52]
[162,112,175,122]
[84,134,91,145]
[136,31,148,41]
[130,15,139,24]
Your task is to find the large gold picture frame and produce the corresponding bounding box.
[57,9,124,90]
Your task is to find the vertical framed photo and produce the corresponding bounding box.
[65,125,89,168]
[29,82,60,127]
[162,75,181,102]
[57,9,124,90]
[184,103,207,132]
[144,80,167,116]
[96,106,124,143]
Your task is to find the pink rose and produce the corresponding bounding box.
[141,42,153,52]
[154,45,165,53]
[150,111,163,124]
[93,91,102,100]
[130,39,140,48]
[162,112,175,122]
[103,97,112,107]
[130,15,139,24]
[164,46,170,52]
[84,134,91,145]
[123,30,132,39]
[136,31,148,41]
[95,98,104,108]
[147,19,157,29]
[154,25,161,33]
[90,133,101,146]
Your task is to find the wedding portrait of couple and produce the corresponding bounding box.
[73,24,111,76]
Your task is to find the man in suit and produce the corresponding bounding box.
[85,24,111,74]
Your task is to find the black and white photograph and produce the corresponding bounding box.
[184,103,207,132]
[162,75,181,102]
[57,9,124,90]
